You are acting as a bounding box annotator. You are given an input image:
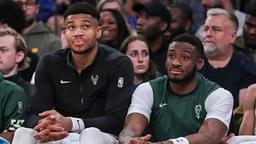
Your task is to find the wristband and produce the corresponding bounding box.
[71,117,85,132]
[169,137,189,144]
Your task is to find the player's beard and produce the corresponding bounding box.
[71,43,96,55]
[169,66,197,84]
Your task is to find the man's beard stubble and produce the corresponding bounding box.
[71,43,96,55]
[169,66,197,84]
[203,44,223,59]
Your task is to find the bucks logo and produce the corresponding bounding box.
[8,119,25,131]
[194,104,202,119]
[91,75,99,85]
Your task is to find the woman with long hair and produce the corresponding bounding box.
[121,35,157,85]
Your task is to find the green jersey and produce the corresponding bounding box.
[127,73,233,142]
[149,74,219,141]
[0,73,28,133]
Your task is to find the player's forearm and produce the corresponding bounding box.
[0,132,13,143]
[239,110,255,135]
[186,133,220,144]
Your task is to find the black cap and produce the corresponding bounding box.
[132,1,171,24]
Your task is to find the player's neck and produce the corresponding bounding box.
[170,76,198,95]
[2,66,18,78]
[72,45,98,74]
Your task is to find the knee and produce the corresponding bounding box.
[12,127,36,144]
[80,127,101,138]
[15,127,35,136]
[80,127,117,144]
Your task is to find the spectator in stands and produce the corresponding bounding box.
[164,2,193,43]
[97,0,124,14]
[99,9,130,50]
[234,1,256,61]
[0,27,34,102]
[121,35,156,85]
[197,0,246,38]
[199,8,256,134]
[171,0,204,34]
[133,1,171,75]
[97,0,136,35]
[16,0,61,57]
[200,8,256,111]
[0,0,39,82]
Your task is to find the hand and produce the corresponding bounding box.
[219,133,235,144]
[129,134,152,144]
[34,123,68,142]
[33,110,71,142]
[153,140,172,144]
[38,110,72,131]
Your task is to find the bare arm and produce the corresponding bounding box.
[156,119,227,144]
[186,118,227,144]
[119,113,149,144]
[239,88,248,107]
[239,84,256,135]
[0,132,13,143]
[126,119,228,144]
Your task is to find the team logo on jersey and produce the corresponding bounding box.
[17,101,23,113]
[91,75,99,85]
[9,119,25,131]
[60,80,71,84]
[159,102,168,108]
[117,77,124,88]
[194,104,202,119]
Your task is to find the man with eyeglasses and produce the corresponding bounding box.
[15,0,61,58]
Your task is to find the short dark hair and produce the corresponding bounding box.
[133,1,171,25]
[0,1,26,33]
[63,2,99,21]
[171,33,205,58]
[207,8,239,31]
[170,2,192,22]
